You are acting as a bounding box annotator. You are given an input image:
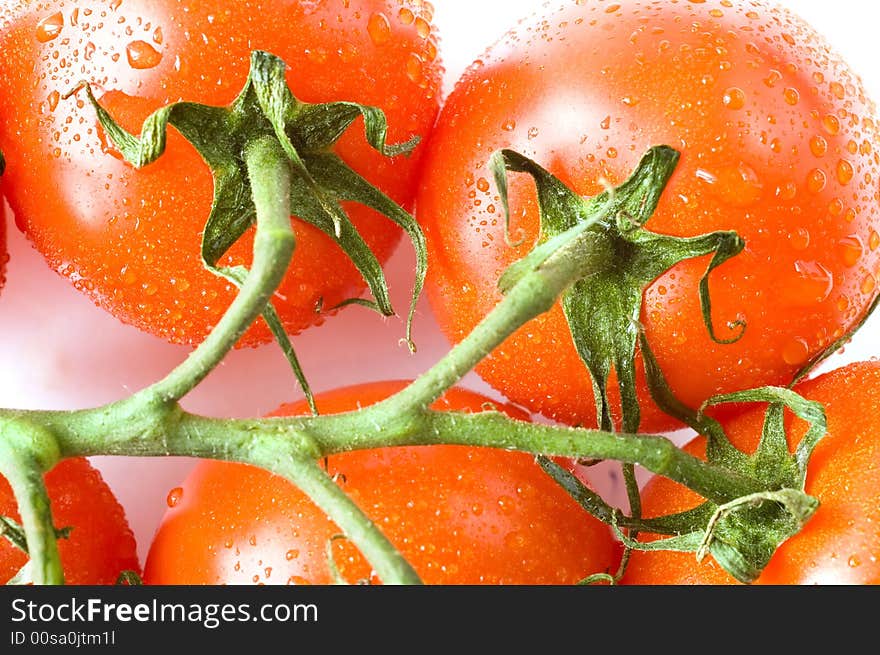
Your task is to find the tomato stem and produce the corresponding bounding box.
[136,136,296,404]
[0,419,64,584]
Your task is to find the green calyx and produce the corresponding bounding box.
[542,371,827,583]
[491,147,744,433]
[67,50,428,405]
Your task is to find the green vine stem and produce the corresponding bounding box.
[0,145,780,584]
[139,137,296,405]
[0,419,63,584]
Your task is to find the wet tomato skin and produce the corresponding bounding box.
[0,458,140,585]
[143,381,620,585]
[416,0,880,432]
[0,0,442,345]
[622,360,880,585]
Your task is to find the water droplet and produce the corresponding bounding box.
[822,114,840,135]
[47,91,60,112]
[36,12,64,42]
[764,69,782,88]
[782,338,810,366]
[527,126,539,140]
[607,147,618,159]
[406,52,425,85]
[839,236,864,267]
[807,168,827,194]
[837,159,854,185]
[153,26,163,44]
[502,119,516,132]
[600,115,611,130]
[848,555,861,568]
[476,177,490,193]
[793,260,834,304]
[710,162,764,207]
[790,227,810,251]
[621,95,640,107]
[809,135,828,158]
[84,41,96,61]
[869,230,880,251]
[166,487,184,508]
[862,274,877,295]
[830,81,846,99]
[398,7,414,25]
[285,549,300,561]
[722,87,746,110]
[783,87,800,105]
[367,12,391,45]
[414,16,431,39]
[126,40,162,69]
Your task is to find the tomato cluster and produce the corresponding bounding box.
[0,0,878,587]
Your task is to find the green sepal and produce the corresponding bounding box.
[116,570,143,585]
[491,147,744,433]
[70,50,428,364]
[620,351,827,583]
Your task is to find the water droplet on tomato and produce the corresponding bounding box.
[502,119,516,132]
[763,70,782,88]
[822,114,841,135]
[793,260,834,304]
[782,338,810,365]
[838,236,864,267]
[84,41,96,61]
[527,126,539,140]
[285,549,299,561]
[126,40,162,69]
[47,90,60,112]
[406,52,425,85]
[398,7,414,25]
[166,487,184,507]
[862,274,877,295]
[837,159,854,185]
[36,12,64,42]
[783,87,800,105]
[848,555,861,568]
[830,81,846,99]
[829,198,844,216]
[809,135,828,158]
[722,87,746,110]
[153,26,163,44]
[790,227,810,251]
[414,16,431,39]
[600,115,611,130]
[707,162,764,207]
[476,177,490,193]
[807,168,827,194]
[869,230,880,251]
[367,12,391,45]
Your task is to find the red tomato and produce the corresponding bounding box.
[143,381,619,585]
[0,0,441,345]
[416,0,880,432]
[0,458,140,585]
[622,360,880,584]
[0,191,6,292]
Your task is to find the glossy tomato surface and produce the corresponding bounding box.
[144,381,619,585]
[417,0,880,431]
[0,458,140,585]
[0,0,441,345]
[623,360,880,584]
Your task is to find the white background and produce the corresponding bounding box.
[1,0,879,565]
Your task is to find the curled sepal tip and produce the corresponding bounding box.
[69,49,428,360]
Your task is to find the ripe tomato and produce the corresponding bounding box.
[1,458,140,585]
[416,0,880,432]
[144,381,619,585]
[622,360,880,584]
[0,0,441,345]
